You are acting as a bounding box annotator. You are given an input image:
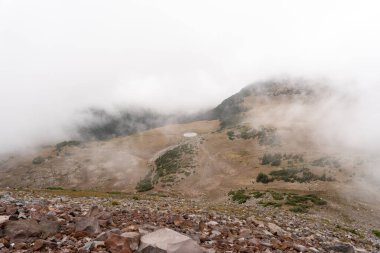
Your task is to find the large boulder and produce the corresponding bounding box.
[138,228,203,253]
[3,219,42,242]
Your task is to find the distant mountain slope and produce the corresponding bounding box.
[1,79,378,207]
[210,78,317,128]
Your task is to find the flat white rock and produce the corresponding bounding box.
[138,228,202,253]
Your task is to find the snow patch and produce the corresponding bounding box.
[183,132,198,138]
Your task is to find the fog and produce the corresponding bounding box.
[1,0,380,153]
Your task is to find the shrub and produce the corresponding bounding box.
[260,201,282,207]
[107,191,123,195]
[307,195,327,205]
[252,191,265,198]
[336,225,360,235]
[155,144,194,178]
[161,175,176,183]
[223,125,278,144]
[312,157,340,168]
[271,154,282,166]
[372,229,380,238]
[256,127,278,146]
[261,154,272,165]
[239,128,257,140]
[32,156,45,165]
[269,167,333,183]
[227,131,235,140]
[270,191,284,200]
[251,190,328,213]
[256,172,273,184]
[261,153,282,166]
[289,206,308,213]
[286,194,327,206]
[111,201,120,206]
[219,115,243,129]
[228,189,251,204]
[56,140,81,151]
[46,186,64,190]
[136,177,153,192]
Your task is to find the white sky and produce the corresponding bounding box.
[1,0,380,153]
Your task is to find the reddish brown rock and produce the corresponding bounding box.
[33,239,45,251]
[199,221,206,232]
[13,242,27,250]
[0,238,9,248]
[105,233,133,253]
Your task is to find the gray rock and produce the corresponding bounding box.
[17,211,27,219]
[263,230,273,236]
[95,231,108,241]
[87,206,101,217]
[294,244,307,252]
[206,221,218,227]
[138,228,150,236]
[4,219,42,242]
[239,228,251,238]
[75,216,101,235]
[246,216,265,227]
[267,223,288,237]
[138,228,203,253]
[79,241,94,253]
[260,241,273,247]
[121,231,140,251]
[39,219,60,238]
[202,248,216,253]
[326,244,356,253]
[355,248,367,253]
[210,230,221,239]
[109,228,122,234]
[309,247,320,253]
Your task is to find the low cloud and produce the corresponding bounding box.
[0,1,380,154]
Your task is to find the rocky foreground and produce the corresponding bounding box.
[0,190,379,253]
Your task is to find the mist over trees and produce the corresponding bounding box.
[77,107,216,140]
[76,80,318,140]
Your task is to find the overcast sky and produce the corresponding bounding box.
[1,0,380,153]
